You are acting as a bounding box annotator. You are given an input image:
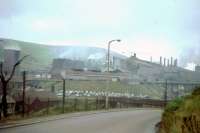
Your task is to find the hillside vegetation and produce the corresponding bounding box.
[160,87,200,133]
[36,80,165,99]
[0,38,126,71]
[1,38,166,99]
[0,38,55,71]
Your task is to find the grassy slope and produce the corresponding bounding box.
[0,38,123,71]
[19,43,54,71]
[0,38,55,71]
[38,80,165,99]
[1,38,165,98]
[160,87,200,133]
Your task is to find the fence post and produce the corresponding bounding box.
[62,79,66,113]
[74,98,77,111]
[127,98,130,108]
[96,97,98,110]
[27,97,30,117]
[46,98,49,115]
[85,98,88,111]
[22,71,26,117]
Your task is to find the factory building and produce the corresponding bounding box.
[195,65,200,72]
[51,58,85,77]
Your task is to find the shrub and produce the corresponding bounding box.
[165,97,184,112]
[160,87,200,133]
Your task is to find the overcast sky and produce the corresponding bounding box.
[0,0,200,67]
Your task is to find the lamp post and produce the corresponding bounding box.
[105,39,121,109]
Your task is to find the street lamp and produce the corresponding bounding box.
[106,39,121,109]
[107,39,121,72]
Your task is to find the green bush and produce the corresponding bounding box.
[165,97,184,112]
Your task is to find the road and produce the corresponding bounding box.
[0,109,161,133]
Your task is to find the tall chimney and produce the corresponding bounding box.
[167,59,170,67]
[134,53,136,58]
[160,56,163,65]
[171,57,173,67]
[174,59,178,67]
[164,58,166,67]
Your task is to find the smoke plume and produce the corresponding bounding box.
[179,44,200,67]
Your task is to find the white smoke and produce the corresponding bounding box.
[179,44,200,68]
[185,62,196,71]
[58,46,92,60]
[88,53,105,60]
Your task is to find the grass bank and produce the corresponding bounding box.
[159,87,200,133]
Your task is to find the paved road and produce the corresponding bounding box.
[0,109,161,133]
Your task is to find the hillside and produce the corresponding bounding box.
[159,87,200,133]
[0,38,54,71]
[0,38,126,71]
[1,38,200,83]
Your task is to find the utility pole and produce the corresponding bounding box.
[62,79,66,113]
[22,71,26,117]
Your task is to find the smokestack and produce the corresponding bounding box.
[164,58,166,67]
[174,59,176,67]
[167,59,170,67]
[134,53,136,58]
[150,56,152,62]
[160,56,163,65]
[174,59,178,67]
[171,57,173,67]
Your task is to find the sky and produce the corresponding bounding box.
[0,0,200,68]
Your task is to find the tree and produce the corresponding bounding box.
[0,55,28,118]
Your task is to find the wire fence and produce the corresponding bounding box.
[2,72,200,118]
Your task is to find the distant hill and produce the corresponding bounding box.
[0,38,126,71]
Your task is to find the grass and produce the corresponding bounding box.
[164,97,184,112]
[0,39,55,71]
[160,87,200,133]
[20,43,54,71]
[31,98,103,117]
[36,80,165,99]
